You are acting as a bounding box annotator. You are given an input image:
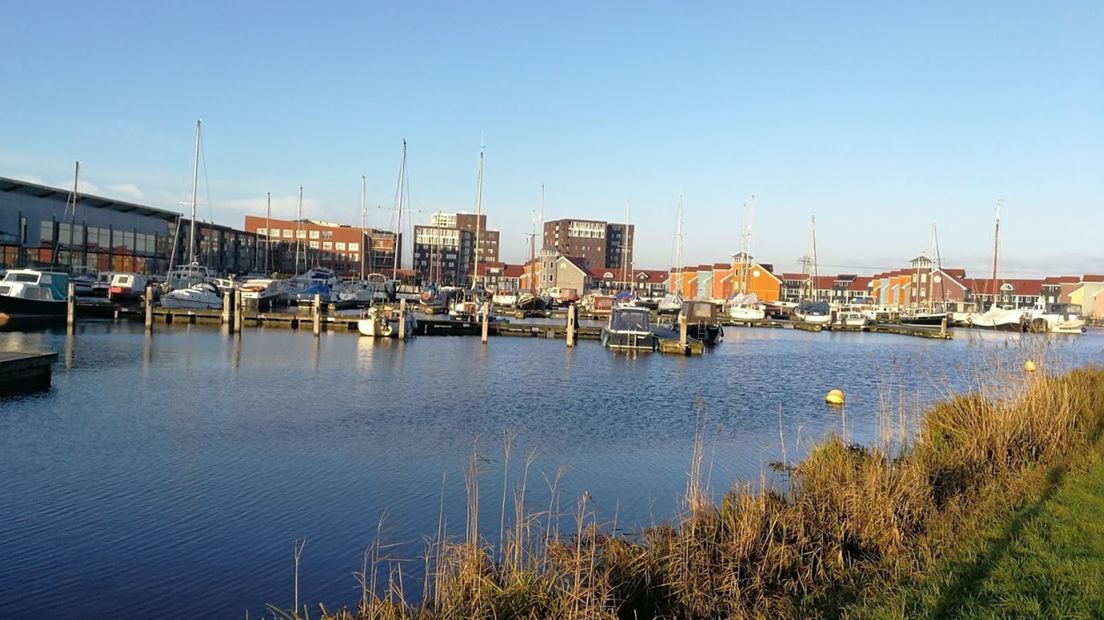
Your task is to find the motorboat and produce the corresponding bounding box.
[601,305,657,351]
[165,262,215,291]
[516,291,551,312]
[239,278,288,311]
[547,287,580,307]
[491,290,519,307]
[680,300,723,344]
[160,282,223,310]
[0,269,70,318]
[357,305,417,338]
[899,309,950,326]
[107,273,153,303]
[585,294,616,318]
[835,310,870,329]
[1025,302,1086,334]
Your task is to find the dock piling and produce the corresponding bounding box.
[222,291,231,324]
[481,302,489,343]
[233,290,243,333]
[679,313,688,348]
[312,294,321,337]
[66,281,75,326]
[398,299,407,340]
[940,317,947,337]
[566,304,576,347]
[144,285,154,331]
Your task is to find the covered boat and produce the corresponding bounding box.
[601,306,657,351]
[681,300,723,344]
[968,306,1025,332]
[0,270,70,319]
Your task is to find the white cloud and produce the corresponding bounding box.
[219,194,323,227]
[107,183,144,199]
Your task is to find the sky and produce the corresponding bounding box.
[2,1,1101,277]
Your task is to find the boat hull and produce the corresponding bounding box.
[0,296,67,319]
[161,296,222,310]
[687,323,723,345]
[600,328,657,351]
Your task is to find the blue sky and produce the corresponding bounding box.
[2,1,1101,276]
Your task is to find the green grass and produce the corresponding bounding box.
[851,444,1104,620]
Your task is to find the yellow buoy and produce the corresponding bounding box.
[825,389,845,406]
[1024,360,1037,373]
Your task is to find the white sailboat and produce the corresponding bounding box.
[162,119,223,311]
[660,194,685,314]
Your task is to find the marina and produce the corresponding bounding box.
[1,322,1100,618]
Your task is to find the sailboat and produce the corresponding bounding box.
[725,198,767,322]
[969,201,1025,331]
[793,216,831,325]
[658,194,685,315]
[162,120,223,311]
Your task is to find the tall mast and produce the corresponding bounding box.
[295,186,303,275]
[264,192,271,274]
[472,145,484,289]
[928,222,936,311]
[52,161,80,270]
[991,199,1002,306]
[360,176,367,281]
[674,194,684,296]
[392,140,407,281]
[188,119,201,266]
[622,200,630,289]
[933,222,946,306]
[530,185,542,294]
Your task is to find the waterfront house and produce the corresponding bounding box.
[1070,276,1104,319]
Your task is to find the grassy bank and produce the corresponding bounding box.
[276,363,1104,620]
[850,430,1104,619]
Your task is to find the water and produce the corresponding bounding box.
[1,322,1101,618]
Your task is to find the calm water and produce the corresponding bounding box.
[1,322,1101,618]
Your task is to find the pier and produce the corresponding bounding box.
[0,351,58,394]
[101,306,960,341]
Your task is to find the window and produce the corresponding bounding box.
[40,220,54,244]
[322,231,333,239]
[322,242,333,250]
[297,230,307,239]
[335,242,346,250]
[282,229,293,238]
[309,241,319,249]
[349,242,359,251]
[256,227,267,237]
[309,230,320,239]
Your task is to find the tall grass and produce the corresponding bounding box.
[281,351,1104,620]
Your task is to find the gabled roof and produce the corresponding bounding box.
[848,276,873,291]
[965,278,1044,296]
[1083,274,1104,283]
[502,264,525,278]
[634,269,668,282]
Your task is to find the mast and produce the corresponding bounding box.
[812,216,819,300]
[360,176,367,281]
[188,119,201,266]
[392,140,407,281]
[622,200,630,290]
[264,192,271,274]
[295,186,303,276]
[472,145,484,289]
[672,194,684,297]
[740,195,755,295]
[928,222,936,312]
[52,161,80,270]
[990,199,1002,307]
[530,185,542,294]
[933,222,946,307]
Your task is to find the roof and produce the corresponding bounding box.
[1083,274,1104,283]
[848,276,873,291]
[633,269,668,282]
[472,261,506,276]
[501,264,525,278]
[1042,275,1080,284]
[1,175,179,221]
[965,278,1044,296]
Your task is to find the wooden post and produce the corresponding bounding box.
[144,285,154,331]
[940,316,947,337]
[312,294,321,337]
[233,290,243,333]
[679,313,688,348]
[222,290,232,324]
[566,304,576,347]
[398,298,407,340]
[481,302,489,343]
[66,281,76,326]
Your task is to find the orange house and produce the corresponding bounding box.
[728,257,782,302]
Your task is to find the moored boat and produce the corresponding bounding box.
[161,282,223,310]
[107,273,153,303]
[794,300,831,325]
[681,299,723,344]
[0,269,70,319]
[601,305,657,351]
[968,306,1025,332]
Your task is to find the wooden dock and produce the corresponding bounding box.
[0,351,59,394]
